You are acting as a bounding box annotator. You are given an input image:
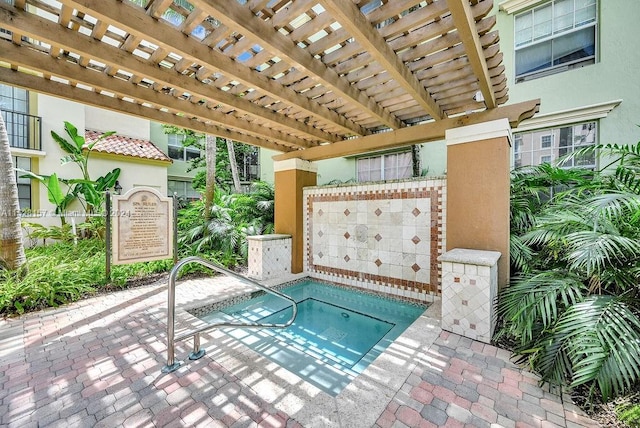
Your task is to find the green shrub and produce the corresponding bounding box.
[498,142,640,402]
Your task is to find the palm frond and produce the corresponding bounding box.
[556,296,640,400]
[497,271,587,343]
[565,231,640,276]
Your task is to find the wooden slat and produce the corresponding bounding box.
[57,0,348,140]
[446,0,496,108]
[0,3,332,145]
[148,0,174,19]
[196,0,399,131]
[0,67,292,153]
[320,0,443,121]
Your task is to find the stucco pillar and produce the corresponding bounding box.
[274,158,317,274]
[445,119,512,289]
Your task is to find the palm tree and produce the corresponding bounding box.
[226,138,242,193]
[204,134,217,220]
[0,112,26,270]
[498,148,640,401]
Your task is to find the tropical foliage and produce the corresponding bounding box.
[178,181,275,267]
[18,122,120,225]
[0,239,172,315]
[498,141,640,402]
[2,180,275,315]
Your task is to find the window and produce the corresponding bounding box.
[540,134,552,148]
[514,121,597,169]
[168,180,200,200]
[167,134,201,162]
[357,151,412,182]
[13,156,31,210]
[0,84,28,113]
[515,0,597,80]
[236,146,260,182]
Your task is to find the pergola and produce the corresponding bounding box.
[0,0,539,283]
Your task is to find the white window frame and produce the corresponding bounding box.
[513,0,597,81]
[167,134,201,162]
[356,151,413,182]
[540,134,552,148]
[514,121,598,170]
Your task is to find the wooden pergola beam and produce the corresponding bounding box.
[194,0,402,131]
[0,2,329,146]
[446,0,497,109]
[273,99,540,161]
[318,0,444,121]
[0,43,312,149]
[0,67,292,153]
[58,0,348,141]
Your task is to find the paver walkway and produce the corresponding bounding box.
[374,332,597,428]
[0,277,599,427]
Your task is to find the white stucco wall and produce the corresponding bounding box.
[84,106,150,140]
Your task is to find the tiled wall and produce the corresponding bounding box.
[304,178,446,303]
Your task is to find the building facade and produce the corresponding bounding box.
[260,0,638,185]
[1,88,192,222]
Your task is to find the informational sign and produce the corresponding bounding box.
[112,187,173,264]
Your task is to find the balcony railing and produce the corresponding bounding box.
[1,110,42,151]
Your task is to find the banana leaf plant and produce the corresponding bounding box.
[50,121,120,215]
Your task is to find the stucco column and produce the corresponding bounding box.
[445,118,512,289]
[274,158,317,274]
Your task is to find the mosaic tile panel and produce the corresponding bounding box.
[303,178,446,303]
[247,235,291,280]
[439,249,500,343]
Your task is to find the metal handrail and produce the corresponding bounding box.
[162,256,298,373]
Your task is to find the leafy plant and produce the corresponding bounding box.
[498,140,640,402]
[0,239,172,315]
[178,182,275,266]
[616,393,640,427]
[51,121,121,215]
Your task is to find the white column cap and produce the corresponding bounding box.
[445,118,512,146]
[274,158,317,173]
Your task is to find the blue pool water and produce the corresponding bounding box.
[199,280,426,396]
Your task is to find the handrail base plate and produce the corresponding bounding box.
[161,362,182,374]
[189,349,206,360]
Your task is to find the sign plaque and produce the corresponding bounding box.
[112,187,173,264]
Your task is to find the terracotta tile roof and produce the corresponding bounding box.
[84,130,172,163]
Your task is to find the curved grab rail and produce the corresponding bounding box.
[163,256,298,373]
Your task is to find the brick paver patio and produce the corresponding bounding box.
[0,277,599,427]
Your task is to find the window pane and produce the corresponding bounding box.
[357,156,382,182]
[515,12,533,46]
[575,0,597,25]
[185,148,200,161]
[168,145,183,160]
[516,41,552,76]
[514,121,597,169]
[552,27,595,66]
[533,4,552,40]
[384,153,398,179]
[553,0,573,33]
[13,156,31,209]
[396,152,412,179]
